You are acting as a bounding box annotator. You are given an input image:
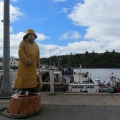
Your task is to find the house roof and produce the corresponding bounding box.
[0,57,19,62]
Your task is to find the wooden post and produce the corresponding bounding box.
[7,93,41,115]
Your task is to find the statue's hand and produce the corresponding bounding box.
[27,60,33,65]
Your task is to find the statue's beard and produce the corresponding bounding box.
[28,38,34,42]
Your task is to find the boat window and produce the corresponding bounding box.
[56,75,58,78]
[79,86,84,88]
[72,86,84,88]
[83,74,87,77]
[86,86,94,88]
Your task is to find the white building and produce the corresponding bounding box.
[0,57,19,69]
[10,57,18,68]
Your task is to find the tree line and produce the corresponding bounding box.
[40,50,120,68]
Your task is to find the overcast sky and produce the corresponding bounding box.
[0,0,120,58]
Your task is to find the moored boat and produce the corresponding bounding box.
[68,69,99,93]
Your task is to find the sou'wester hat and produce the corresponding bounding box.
[23,29,37,39]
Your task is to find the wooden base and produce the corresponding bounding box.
[7,93,41,115]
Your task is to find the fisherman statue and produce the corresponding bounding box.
[13,29,42,96]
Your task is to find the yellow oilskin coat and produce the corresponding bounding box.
[14,39,40,88]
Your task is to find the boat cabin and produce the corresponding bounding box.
[107,76,116,87]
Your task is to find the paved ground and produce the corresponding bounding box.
[0,92,120,120]
[41,92,120,106]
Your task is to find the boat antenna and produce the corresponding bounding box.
[80,64,82,71]
[85,62,87,71]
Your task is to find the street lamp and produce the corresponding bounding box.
[0,0,12,97]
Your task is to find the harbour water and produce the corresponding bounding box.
[84,68,120,84]
[65,68,120,85]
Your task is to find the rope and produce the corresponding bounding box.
[0,107,43,119]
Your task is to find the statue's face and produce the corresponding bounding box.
[27,34,36,42]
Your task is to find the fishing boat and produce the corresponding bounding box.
[68,69,99,93]
[100,72,117,93]
[106,72,120,93]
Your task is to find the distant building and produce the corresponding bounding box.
[10,57,19,68]
[0,57,19,69]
